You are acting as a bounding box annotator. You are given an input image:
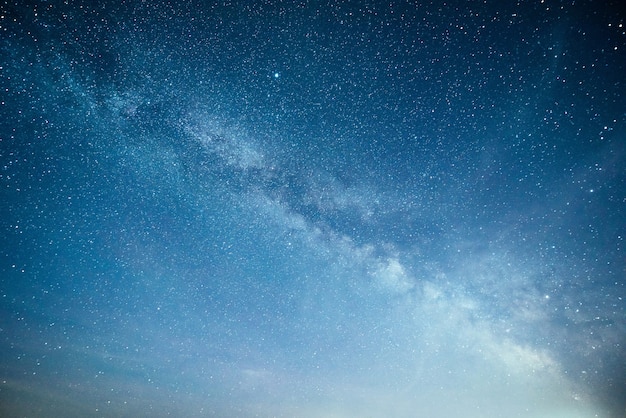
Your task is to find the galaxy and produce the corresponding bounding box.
[1,1,625,417]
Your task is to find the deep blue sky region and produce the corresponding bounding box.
[1,1,625,417]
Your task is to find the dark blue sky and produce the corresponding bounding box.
[1,1,625,417]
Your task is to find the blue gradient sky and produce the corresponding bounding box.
[1,1,625,417]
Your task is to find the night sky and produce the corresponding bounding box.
[1,1,625,417]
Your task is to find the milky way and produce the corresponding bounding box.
[1,1,625,417]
